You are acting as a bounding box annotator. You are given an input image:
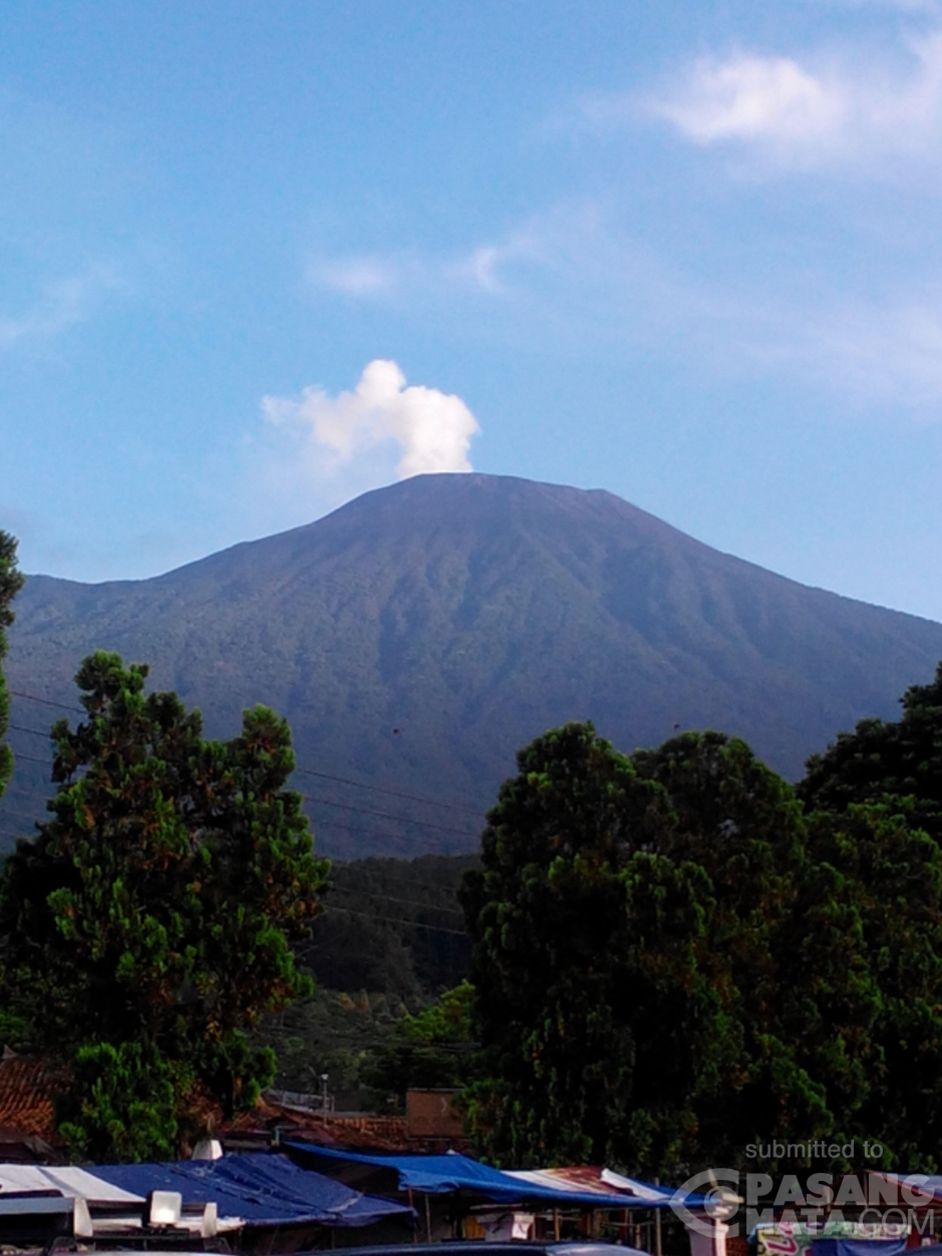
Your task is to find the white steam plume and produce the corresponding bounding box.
[261,359,479,478]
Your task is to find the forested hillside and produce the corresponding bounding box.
[5,473,942,858]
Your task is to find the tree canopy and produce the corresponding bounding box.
[0,651,329,1159]
[800,661,942,842]
[460,724,725,1170]
[462,706,942,1176]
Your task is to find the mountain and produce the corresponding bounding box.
[4,473,942,858]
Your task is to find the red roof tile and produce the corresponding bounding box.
[0,1057,64,1139]
[0,1058,420,1156]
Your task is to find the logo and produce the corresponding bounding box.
[670,1169,742,1238]
[667,1168,937,1240]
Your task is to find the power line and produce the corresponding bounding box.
[303,793,477,839]
[10,752,52,769]
[0,806,469,914]
[0,780,52,798]
[268,1033,476,1052]
[2,784,56,814]
[0,791,476,890]
[330,868,467,897]
[293,763,483,818]
[303,814,474,857]
[4,771,477,866]
[325,905,468,938]
[328,887,464,918]
[4,770,478,843]
[8,723,53,741]
[0,809,469,905]
[5,755,479,845]
[8,687,488,828]
[0,807,43,828]
[9,689,82,715]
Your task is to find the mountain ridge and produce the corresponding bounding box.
[5,473,942,858]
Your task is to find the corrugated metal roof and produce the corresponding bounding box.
[508,1168,621,1197]
[507,1168,685,1207]
[0,1164,143,1204]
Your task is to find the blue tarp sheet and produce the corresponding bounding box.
[811,1241,907,1256]
[93,1152,414,1229]
[286,1143,703,1210]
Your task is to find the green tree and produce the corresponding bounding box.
[464,714,942,1176]
[800,661,942,841]
[460,722,724,1171]
[362,980,477,1108]
[631,732,823,1169]
[0,651,329,1159]
[56,1041,182,1163]
[0,531,24,801]
[803,801,942,1170]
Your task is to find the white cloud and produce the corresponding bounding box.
[643,30,942,168]
[308,220,551,305]
[827,0,942,14]
[653,55,846,149]
[452,244,509,294]
[0,273,107,350]
[448,225,551,294]
[309,256,401,297]
[807,297,942,406]
[630,262,942,413]
[447,201,942,415]
[261,359,480,479]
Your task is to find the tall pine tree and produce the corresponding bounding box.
[0,651,329,1159]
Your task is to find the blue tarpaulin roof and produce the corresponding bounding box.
[286,1143,703,1210]
[812,1241,907,1256]
[93,1152,414,1229]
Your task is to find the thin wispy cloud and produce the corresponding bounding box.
[0,271,113,351]
[305,160,942,417]
[636,29,942,169]
[261,359,480,479]
[439,203,942,415]
[308,220,552,304]
[809,297,942,407]
[449,244,512,295]
[309,256,402,297]
[448,225,551,294]
[826,0,942,14]
[626,263,942,413]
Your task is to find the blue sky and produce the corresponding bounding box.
[4,0,942,621]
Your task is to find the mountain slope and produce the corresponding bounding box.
[5,473,942,857]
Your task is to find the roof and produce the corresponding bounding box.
[0,1058,62,1141]
[0,1058,408,1160]
[0,1163,142,1204]
[507,1166,701,1208]
[93,1152,414,1229]
[280,1114,410,1152]
[285,1143,676,1209]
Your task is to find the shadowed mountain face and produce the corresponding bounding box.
[5,473,942,858]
